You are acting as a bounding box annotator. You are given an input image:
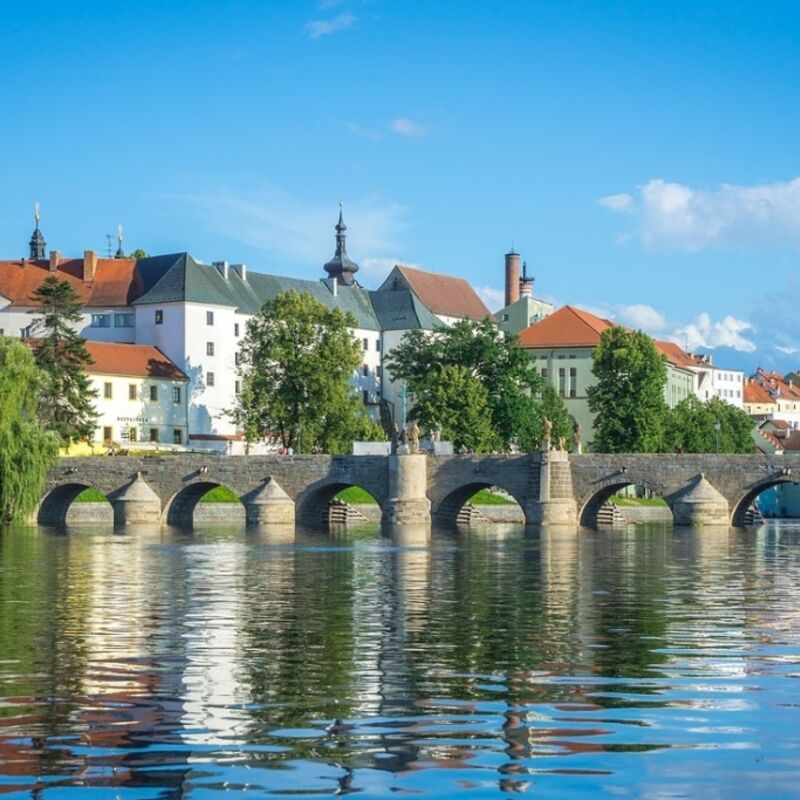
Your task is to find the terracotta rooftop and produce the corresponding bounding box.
[654,340,696,368]
[84,342,188,380]
[0,256,139,308]
[750,368,800,401]
[743,379,777,405]
[380,265,492,322]
[518,305,615,348]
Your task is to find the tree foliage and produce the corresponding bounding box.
[233,290,384,453]
[29,277,98,446]
[587,326,668,453]
[385,319,544,452]
[539,381,574,449]
[664,396,754,453]
[0,338,59,521]
[128,248,148,259]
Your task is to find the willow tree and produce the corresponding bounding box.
[0,338,59,522]
[29,276,97,445]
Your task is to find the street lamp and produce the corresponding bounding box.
[714,420,721,453]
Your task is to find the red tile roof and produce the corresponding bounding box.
[518,305,615,348]
[0,256,138,308]
[388,265,492,322]
[654,340,695,368]
[750,368,800,401]
[84,342,188,380]
[743,379,776,405]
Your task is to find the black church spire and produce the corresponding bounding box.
[323,203,359,286]
[29,201,46,260]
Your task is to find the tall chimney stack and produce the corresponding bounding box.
[49,250,60,272]
[83,250,97,283]
[519,259,534,298]
[504,249,520,307]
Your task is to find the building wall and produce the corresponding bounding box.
[89,373,188,446]
[498,296,554,335]
[1,304,136,343]
[692,365,744,407]
[665,364,694,408]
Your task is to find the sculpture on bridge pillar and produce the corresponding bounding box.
[542,418,553,452]
[409,421,420,454]
[573,422,582,455]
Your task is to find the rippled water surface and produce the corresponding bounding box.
[2,521,800,798]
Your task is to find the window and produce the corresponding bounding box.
[114,313,135,328]
[376,366,382,378]
[128,384,137,401]
[173,429,183,444]
[363,389,369,404]
[149,385,158,402]
[234,322,240,337]
[375,339,380,351]
[558,368,566,398]
[206,310,214,325]
[235,380,241,396]
[19,326,31,338]
[569,367,577,398]
[91,313,111,328]
[155,309,164,324]
[103,426,112,443]
[172,386,181,404]
[362,337,368,350]
[234,352,240,366]
[541,368,548,378]
[103,382,113,399]
[129,427,137,442]
[149,428,159,443]
[206,341,215,356]
[362,364,369,377]
[502,313,509,322]
[207,372,215,387]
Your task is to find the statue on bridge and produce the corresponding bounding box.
[409,421,420,454]
[542,418,553,452]
[573,421,582,455]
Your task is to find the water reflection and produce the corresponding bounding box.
[1,521,800,796]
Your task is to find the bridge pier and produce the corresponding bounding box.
[385,454,431,525]
[671,474,730,526]
[527,451,578,525]
[110,473,162,525]
[242,477,295,525]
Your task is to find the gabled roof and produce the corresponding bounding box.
[518,305,615,348]
[84,341,188,381]
[749,368,800,402]
[744,379,777,405]
[369,288,443,331]
[655,340,696,368]
[378,265,492,322]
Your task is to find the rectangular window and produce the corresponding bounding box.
[207,372,215,387]
[155,309,163,324]
[362,364,369,377]
[114,313,135,327]
[172,386,181,404]
[234,352,240,366]
[173,429,182,444]
[376,366,382,378]
[149,428,159,443]
[234,322,240,337]
[569,367,577,398]
[149,385,158,402]
[128,384,137,401]
[362,337,368,350]
[129,427,137,442]
[206,341,215,356]
[235,380,241,395]
[206,310,214,326]
[103,382,113,399]
[541,368,548,378]
[558,368,566,397]
[375,339,380,351]
[91,313,111,328]
[103,426,112,442]
[363,389,369,404]
[502,313,509,321]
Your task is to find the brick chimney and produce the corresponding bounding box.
[83,250,98,283]
[48,250,60,272]
[504,250,520,307]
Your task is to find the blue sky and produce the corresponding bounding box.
[1,0,799,370]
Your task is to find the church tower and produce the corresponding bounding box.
[323,204,360,286]
[29,202,46,260]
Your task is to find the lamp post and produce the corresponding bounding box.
[714,420,721,453]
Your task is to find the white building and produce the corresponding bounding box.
[685,353,744,408]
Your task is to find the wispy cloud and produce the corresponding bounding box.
[615,303,667,332]
[181,186,405,273]
[387,117,428,138]
[476,286,505,312]
[671,313,756,353]
[346,121,383,140]
[599,177,800,251]
[305,11,356,39]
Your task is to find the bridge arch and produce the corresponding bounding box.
[295,480,385,528]
[38,481,112,526]
[578,479,674,528]
[163,480,246,528]
[432,480,526,526]
[731,476,798,527]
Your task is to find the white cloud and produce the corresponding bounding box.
[305,11,356,38]
[346,121,382,140]
[615,303,667,332]
[388,117,428,138]
[476,286,505,312]
[671,312,756,353]
[598,193,634,213]
[599,177,800,251]
[181,186,405,271]
[774,344,797,356]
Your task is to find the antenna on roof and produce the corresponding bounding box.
[115,224,125,258]
[105,234,114,258]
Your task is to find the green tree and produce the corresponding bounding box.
[29,277,98,446]
[233,290,384,453]
[538,381,573,449]
[665,395,754,453]
[128,248,148,259]
[385,319,543,452]
[587,326,668,453]
[0,337,59,521]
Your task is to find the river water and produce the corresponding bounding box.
[1,520,800,798]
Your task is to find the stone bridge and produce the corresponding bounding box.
[36,451,800,529]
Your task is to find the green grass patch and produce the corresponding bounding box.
[609,494,668,507]
[335,486,379,504]
[74,487,108,503]
[470,489,516,505]
[200,485,239,503]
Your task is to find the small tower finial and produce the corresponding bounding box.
[29,201,46,260]
[34,201,40,226]
[115,224,125,258]
[323,203,359,286]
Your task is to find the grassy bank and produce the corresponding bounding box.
[609,494,667,507]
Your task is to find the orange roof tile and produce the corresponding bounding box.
[743,379,776,405]
[84,342,187,380]
[391,265,492,321]
[518,305,615,348]
[654,340,696,368]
